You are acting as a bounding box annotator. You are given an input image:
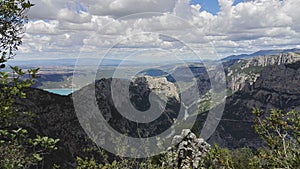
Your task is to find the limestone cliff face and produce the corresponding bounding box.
[246,52,300,67]
[208,61,300,148]
[132,76,180,101]
[226,52,300,93]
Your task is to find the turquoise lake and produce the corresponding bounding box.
[45,89,74,96]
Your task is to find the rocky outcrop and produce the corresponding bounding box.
[246,52,300,67]
[132,76,179,102]
[226,52,300,93]
[167,129,210,169]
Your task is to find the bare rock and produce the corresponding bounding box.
[167,129,210,169]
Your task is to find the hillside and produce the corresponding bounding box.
[14,76,181,168]
[10,52,300,168]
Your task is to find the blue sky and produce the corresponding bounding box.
[190,0,246,15]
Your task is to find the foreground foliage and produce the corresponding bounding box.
[76,109,300,169]
[202,108,300,169]
[251,108,300,168]
[0,1,59,168]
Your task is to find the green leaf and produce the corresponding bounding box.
[33,153,43,161]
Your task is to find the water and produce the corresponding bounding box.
[45,89,74,96]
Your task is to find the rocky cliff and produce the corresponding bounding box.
[208,60,300,148]
[225,52,300,93]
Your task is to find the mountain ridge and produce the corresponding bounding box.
[221,48,300,61]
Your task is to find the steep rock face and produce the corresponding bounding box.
[208,61,300,148]
[226,52,300,93]
[246,52,300,67]
[255,62,300,95]
[132,76,180,102]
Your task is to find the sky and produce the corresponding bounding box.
[190,0,246,14]
[17,0,300,61]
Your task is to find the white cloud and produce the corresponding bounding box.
[57,9,92,24]
[174,0,193,20]
[81,0,176,18]
[20,0,300,60]
[28,0,69,20]
[26,20,59,35]
[282,0,300,29]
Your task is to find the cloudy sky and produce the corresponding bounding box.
[17,0,300,61]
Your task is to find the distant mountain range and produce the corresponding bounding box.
[221,48,300,61]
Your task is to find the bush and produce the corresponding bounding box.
[251,108,300,168]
